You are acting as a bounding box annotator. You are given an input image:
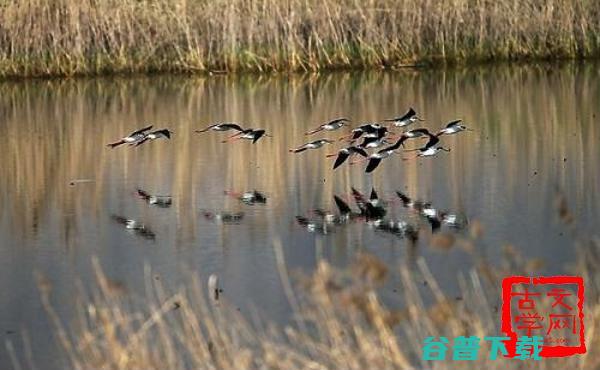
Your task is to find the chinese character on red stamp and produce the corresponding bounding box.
[501,276,585,357]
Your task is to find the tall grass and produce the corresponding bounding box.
[0,0,599,78]
[30,231,600,370]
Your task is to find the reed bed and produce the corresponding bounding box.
[0,0,599,78]
[26,222,600,370]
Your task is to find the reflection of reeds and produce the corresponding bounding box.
[31,231,600,369]
[1,65,599,246]
[0,0,599,77]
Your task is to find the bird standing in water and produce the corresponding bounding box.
[290,139,334,153]
[306,118,350,135]
[107,125,153,148]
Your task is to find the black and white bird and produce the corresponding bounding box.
[195,123,245,133]
[436,120,471,136]
[384,108,423,128]
[327,146,368,169]
[134,129,173,146]
[363,126,390,139]
[107,125,153,148]
[363,135,411,173]
[222,129,268,144]
[306,118,350,135]
[418,146,451,157]
[407,131,451,157]
[405,128,435,138]
[358,136,391,149]
[339,123,383,142]
[290,139,334,153]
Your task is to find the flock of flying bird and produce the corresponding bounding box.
[106,107,470,174]
[104,107,471,239]
[290,108,471,173]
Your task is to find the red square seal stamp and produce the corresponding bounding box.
[501,276,585,357]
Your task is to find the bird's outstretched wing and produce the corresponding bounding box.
[384,107,416,122]
[422,134,440,150]
[154,129,172,139]
[445,119,462,128]
[252,130,266,143]
[365,158,382,173]
[134,136,150,146]
[222,123,244,132]
[129,125,153,137]
[407,128,432,136]
[328,117,350,125]
[333,151,350,169]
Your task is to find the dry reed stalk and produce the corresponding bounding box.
[0,0,599,78]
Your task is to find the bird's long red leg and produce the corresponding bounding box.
[221,136,243,143]
[106,139,126,148]
[224,190,242,198]
[304,128,321,135]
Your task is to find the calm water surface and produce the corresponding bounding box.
[1,64,599,368]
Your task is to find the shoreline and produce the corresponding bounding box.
[0,57,597,83]
[1,0,598,80]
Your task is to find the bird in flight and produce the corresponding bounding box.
[221,128,269,144]
[107,125,153,148]
[327,146,368,169]
[383,108,424,128]
[290,139,334,153]
[436,119,472,136]
[305,118,350,135]
[195,123,245,133]
[134,129,173,146]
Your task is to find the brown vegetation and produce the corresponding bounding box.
[0,0,599,77]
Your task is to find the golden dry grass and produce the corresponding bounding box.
[0,0,599,78]
[26,227,600,370]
